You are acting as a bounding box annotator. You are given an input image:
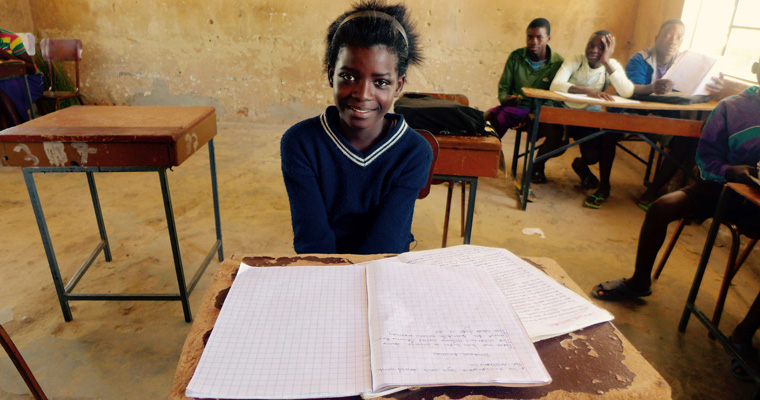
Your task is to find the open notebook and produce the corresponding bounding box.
[186,257,551,399]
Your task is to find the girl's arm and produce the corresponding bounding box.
[357,140,432,254]
[606,59,635,98]
[696,104,732,183]
[551,55,614,100]
[281,133,338,254]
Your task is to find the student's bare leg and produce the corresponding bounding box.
[624,190,693,292]
[641,137,698,202]
[532,124,566,181]
[594,133,619,198]
[733,292,760,344]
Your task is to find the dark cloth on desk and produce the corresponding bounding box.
[0,74,43,122]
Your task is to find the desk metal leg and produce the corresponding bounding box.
[208,139,223,261]
[22,169,73,321]
[158,168,193,322]
[520,99,543,210]
[463,178,477,244]
[86,172,112,262]
[22,75,36,119]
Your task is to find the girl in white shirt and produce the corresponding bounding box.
[550,30,634,208]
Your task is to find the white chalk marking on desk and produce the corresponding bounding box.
[72,142,97,164]
[522,227,546,239]
[43,142,67,166]
[185,132,198,154]
[13,144,39,166]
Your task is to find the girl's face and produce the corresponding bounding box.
[329,45,406,138]
[585,34,605,68]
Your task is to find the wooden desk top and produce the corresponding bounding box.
[727,182,760,208]
[169,254,670,400]
[522,87,717,112]
[0,60,26,79]
[0,106,216,167]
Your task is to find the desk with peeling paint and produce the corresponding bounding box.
[0,105,223,322]
[169,254,671,400]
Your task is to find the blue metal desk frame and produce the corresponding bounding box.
[21,139,222,322]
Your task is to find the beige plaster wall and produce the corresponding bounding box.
[24,0,683,123]
[1,0,34,33]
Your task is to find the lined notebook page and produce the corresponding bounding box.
[186,264,371,399]
[365,259,550,390]
[396,246,613,342]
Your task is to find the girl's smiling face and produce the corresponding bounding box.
[329,45,405,140]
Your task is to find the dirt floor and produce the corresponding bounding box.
[1,122,759,399]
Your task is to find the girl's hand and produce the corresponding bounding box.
[601,34,615,65]
[725,165,758,184]
[501,94,523,107]
[587,90,614,101]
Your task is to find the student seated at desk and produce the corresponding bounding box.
[484,18,564,183]
[549,30,634,208]
[0,28,43,126]
[623,19,723,211]
[281,0,432,255]
[592,57,760,309]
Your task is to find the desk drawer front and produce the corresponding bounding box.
[434,147,501,177]
[1,141,172,167]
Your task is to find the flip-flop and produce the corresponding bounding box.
[730,338,759,381]
[584,193,606,209]
[637,199,652,212]
[591,278,652,301]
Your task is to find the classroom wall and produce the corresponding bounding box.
[16,0,683,123]
[2,0,35,33]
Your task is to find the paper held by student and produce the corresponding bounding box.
[663,50,720,96]
[186,260,550,399]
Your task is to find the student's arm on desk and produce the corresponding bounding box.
[695,101,733,183]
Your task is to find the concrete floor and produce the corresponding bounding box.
[1,122,759,399]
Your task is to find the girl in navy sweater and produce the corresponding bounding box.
[281,1,431,254]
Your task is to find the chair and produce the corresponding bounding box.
[0,324,48,399]
[653,218,759,330]
[39,38,85,111]
[399,92,470,247]
[415,129,439,199]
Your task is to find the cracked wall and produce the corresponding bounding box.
[4,0,683,123]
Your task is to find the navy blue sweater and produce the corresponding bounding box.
[281,106,432,254]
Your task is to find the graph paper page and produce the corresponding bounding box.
[186,264,371,399]
[365,259,550,390]
[396,245,613,342]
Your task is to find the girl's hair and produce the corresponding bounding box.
[593,30,612,37]
[324,0,422,77]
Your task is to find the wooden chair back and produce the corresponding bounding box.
[416,129,439,199]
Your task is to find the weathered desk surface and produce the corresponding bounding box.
[0,59,27,79]
[0,105,216,167]
[169,254,671,400]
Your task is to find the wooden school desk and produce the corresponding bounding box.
[0,106,223,322]
[517,87,716,210]
[432,134,501,244]
[170,254,671,400]
[680,182,760,398]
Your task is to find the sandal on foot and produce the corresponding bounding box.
[591,279,652,301]
[531,170,547,184]
[584,193,606,209]
[730,338,759,380]
[572,158,599,189]
[637,199,652,212]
